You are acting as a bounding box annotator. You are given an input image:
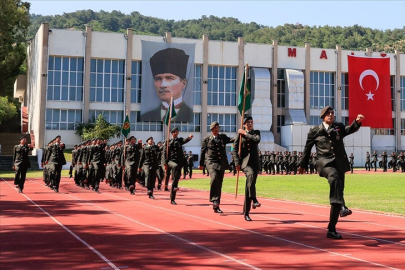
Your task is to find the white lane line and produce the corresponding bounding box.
[61,192,261,270]
[184,188,405,231]
[29,178,402,270]
[1,178,120,270]
[185,192,405,247]
[101,192,401,270]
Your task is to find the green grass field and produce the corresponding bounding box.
[1,170,404,216]
[180,172,405,216]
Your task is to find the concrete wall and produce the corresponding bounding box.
[24,27,405,157]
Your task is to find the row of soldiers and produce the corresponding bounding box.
[68,133,195,203]
[244,151,319,175]
[364,151,405,172]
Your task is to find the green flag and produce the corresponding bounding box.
[237,69,251,115]
[164,100,177,126]
[121,114,130,138]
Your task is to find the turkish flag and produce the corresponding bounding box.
[348,56,392,128]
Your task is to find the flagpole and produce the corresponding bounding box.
[165,95,173,190]
[235,63,249,199]
[122,110,129,187]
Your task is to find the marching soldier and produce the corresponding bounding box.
[87,138,103,193]
[112,141,123,188]
[122,136,142,195]
[390,152,397,172]
[269,151,276,175]
[371,150,378,172]
[162,127,193,204]
[139,137,159,199]
[291,151,298,175]
[187,151,194,178]
[182,150,189,179]
[276,151,283,174]
[156,141,165,190]
[233,116,261,221]
[12,136,33,193]
[258,151,263,174]
[399,151,405,172]
[365,151,371,171]
[199,121,234,213]
[41,141,51,186]
[69,145,77,178]
[46,135,66,193]
[349,153,354,173]
[380,151,388,172]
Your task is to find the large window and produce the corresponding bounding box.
[310,71,335,109]
[207,66,237,106]
[372,118,395,135]
[277,69,286,108]
[89,110,124,125]
[46,109,82,130]
[309,116,322,126]
[206,113,236,132]
[130,61,142,103]
[341,73,348,110]
[401,119,405,135]
[173,113,201,132]
[194,65,202,105]
[129,111,163,132]
[90,59,125,103]
[277,115,285,133]
[401,77,405,111]
[47,56,83,101]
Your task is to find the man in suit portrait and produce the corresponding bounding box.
[141,48,193,122]
[298,106,364,239]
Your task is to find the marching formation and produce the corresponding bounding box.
[364,150,405,172]
[257,151,317,175]
[13,106,401,238]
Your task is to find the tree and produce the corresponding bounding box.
[0,0,30,96]
[75,114,121,141]
[0,96,17,124]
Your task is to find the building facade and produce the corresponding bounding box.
[15,23,405,166]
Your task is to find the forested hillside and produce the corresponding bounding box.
[28,9,405,52]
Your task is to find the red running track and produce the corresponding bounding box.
[1,175,404,270]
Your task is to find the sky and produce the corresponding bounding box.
[26,0,404,30]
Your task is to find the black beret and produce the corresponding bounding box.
[146,137,153,142]
[171,127,179,133]
[118,140,123,143]
[150,48,189,79]
[320,106,333,118]
[55,135,61,139]
[243,116,253,124]
[19,136,26,141]
[210,121,219,130]
[74,145,77,147]
[128,136,135,140]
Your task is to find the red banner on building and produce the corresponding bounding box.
[348,56,392,128]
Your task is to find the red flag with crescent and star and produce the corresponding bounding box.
[348,55,393,128]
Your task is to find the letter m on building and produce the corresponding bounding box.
[288,48,296,57]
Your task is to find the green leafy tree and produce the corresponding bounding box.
[0,0,30,96]
[75,114,121,141]
[27,10,405,53]
[0,96,17,124]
